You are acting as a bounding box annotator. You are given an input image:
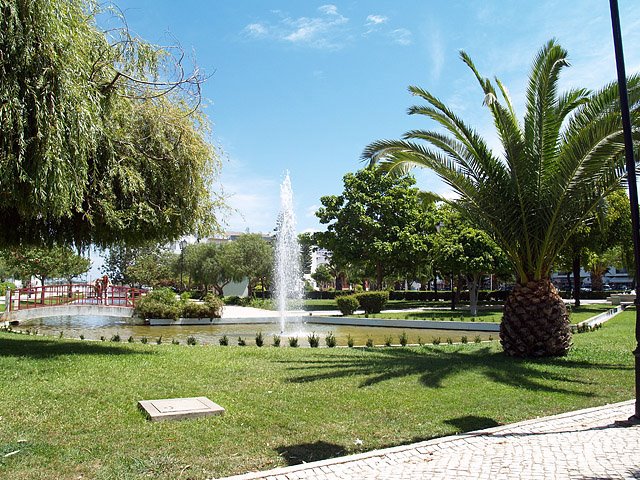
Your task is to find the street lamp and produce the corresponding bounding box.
[179,239,187,292]
[609,0,640,423]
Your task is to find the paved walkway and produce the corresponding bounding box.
[218,400,640,480]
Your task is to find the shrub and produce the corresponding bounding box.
[156,336,162,345]
[432,337,441,345]
[255,331,264,347]
[474,335,481,343]
[347,334,354,348]
[335,295,359,316]
[79,334,85,340]
[186,336,197,346]
[399,331,408,347]
[272,334,281,347]
[219,335,229,346]
[135,297,180,320]
[356,291,389,314]
[237,337,246,346]
[288,337,299,348]
[308,332,320,348]
[446,337,453,345]
[172,339,180,345]
[366,337,374,348]
[249,297,274,310]
[384,336,393,347]
[110,334,121,342]
[325,331,337,348]
[145,287,178,304]
[202,294,224,318]
[127,336,134,343]
[140,336,148,344]
[461,336,468,344]
[181,301,214,319]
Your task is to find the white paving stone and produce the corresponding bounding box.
[217,400,640,480]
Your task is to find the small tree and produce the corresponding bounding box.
[2,246,90,303]
[230,234,274,297]
[311,264,334,290]
[433,209,508,316]
[315,167,433,289]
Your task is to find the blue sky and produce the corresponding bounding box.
[116,0,640,235]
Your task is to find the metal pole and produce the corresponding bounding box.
[609,0,640,422]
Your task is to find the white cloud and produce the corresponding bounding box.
[428,28,444,80]
[318,4,339,16]
[244,23,268,37]
[389,28,412,46]
[242,5,349,49]
[365,14,388,26]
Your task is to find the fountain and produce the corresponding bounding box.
[274,172,303,333]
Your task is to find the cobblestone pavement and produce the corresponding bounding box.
[218,400,640,480]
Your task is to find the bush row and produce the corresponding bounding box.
[135,288,223,320]
[336,291,390,315]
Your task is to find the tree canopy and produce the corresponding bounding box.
[315,167,434,289]
[0,0,223,247]
[2,246,90,285]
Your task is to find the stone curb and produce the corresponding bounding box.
[216,400,635,480]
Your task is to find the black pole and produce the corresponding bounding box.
[610,0,640,422]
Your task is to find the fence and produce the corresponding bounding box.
[6,284,145,312]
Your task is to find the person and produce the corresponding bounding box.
[101,275,110,304]
[94,278,103,303]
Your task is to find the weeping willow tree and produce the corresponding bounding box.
[365,40,640,357]
[0,0,223,247]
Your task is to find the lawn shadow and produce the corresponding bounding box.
[275,441,348,466]
[0,334,151,359]
[279,346,632,397]
[444,415,500,432]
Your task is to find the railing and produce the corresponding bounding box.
[6,284,146,312]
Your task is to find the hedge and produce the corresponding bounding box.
[356,291,389,314]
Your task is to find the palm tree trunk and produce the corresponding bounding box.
[500,279,572,357]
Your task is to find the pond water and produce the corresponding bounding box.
[18,315,497,346]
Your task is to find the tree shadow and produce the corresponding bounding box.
[0,335,150,359]
[444,415,500,432]
[275,441,348,466]
[278,346,631,397]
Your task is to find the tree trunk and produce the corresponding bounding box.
[376,262,383,291]
[468,273,480,317]
[433,274,438,301]
[572,253,581,307]
[566,271,572,297]
[590,271,604,291]
[38,276,46,305]
[500,279,572,357]
[450,273,456,311]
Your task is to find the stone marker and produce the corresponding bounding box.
[138,396,225,422]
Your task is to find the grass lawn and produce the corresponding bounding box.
[0,310,635,479]
[353,303,613,324]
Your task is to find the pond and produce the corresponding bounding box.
[18,315,497,346]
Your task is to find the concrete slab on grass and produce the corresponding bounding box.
[138,396,225,422]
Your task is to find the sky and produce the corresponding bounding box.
[112,0,640,235]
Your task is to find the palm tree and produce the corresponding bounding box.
[364,40,639,357]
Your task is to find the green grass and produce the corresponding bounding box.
[303,298,459,311]
[568,304,617,323]
[0,311,635,479]
[357,309,504,322]
[352,303,613,325]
